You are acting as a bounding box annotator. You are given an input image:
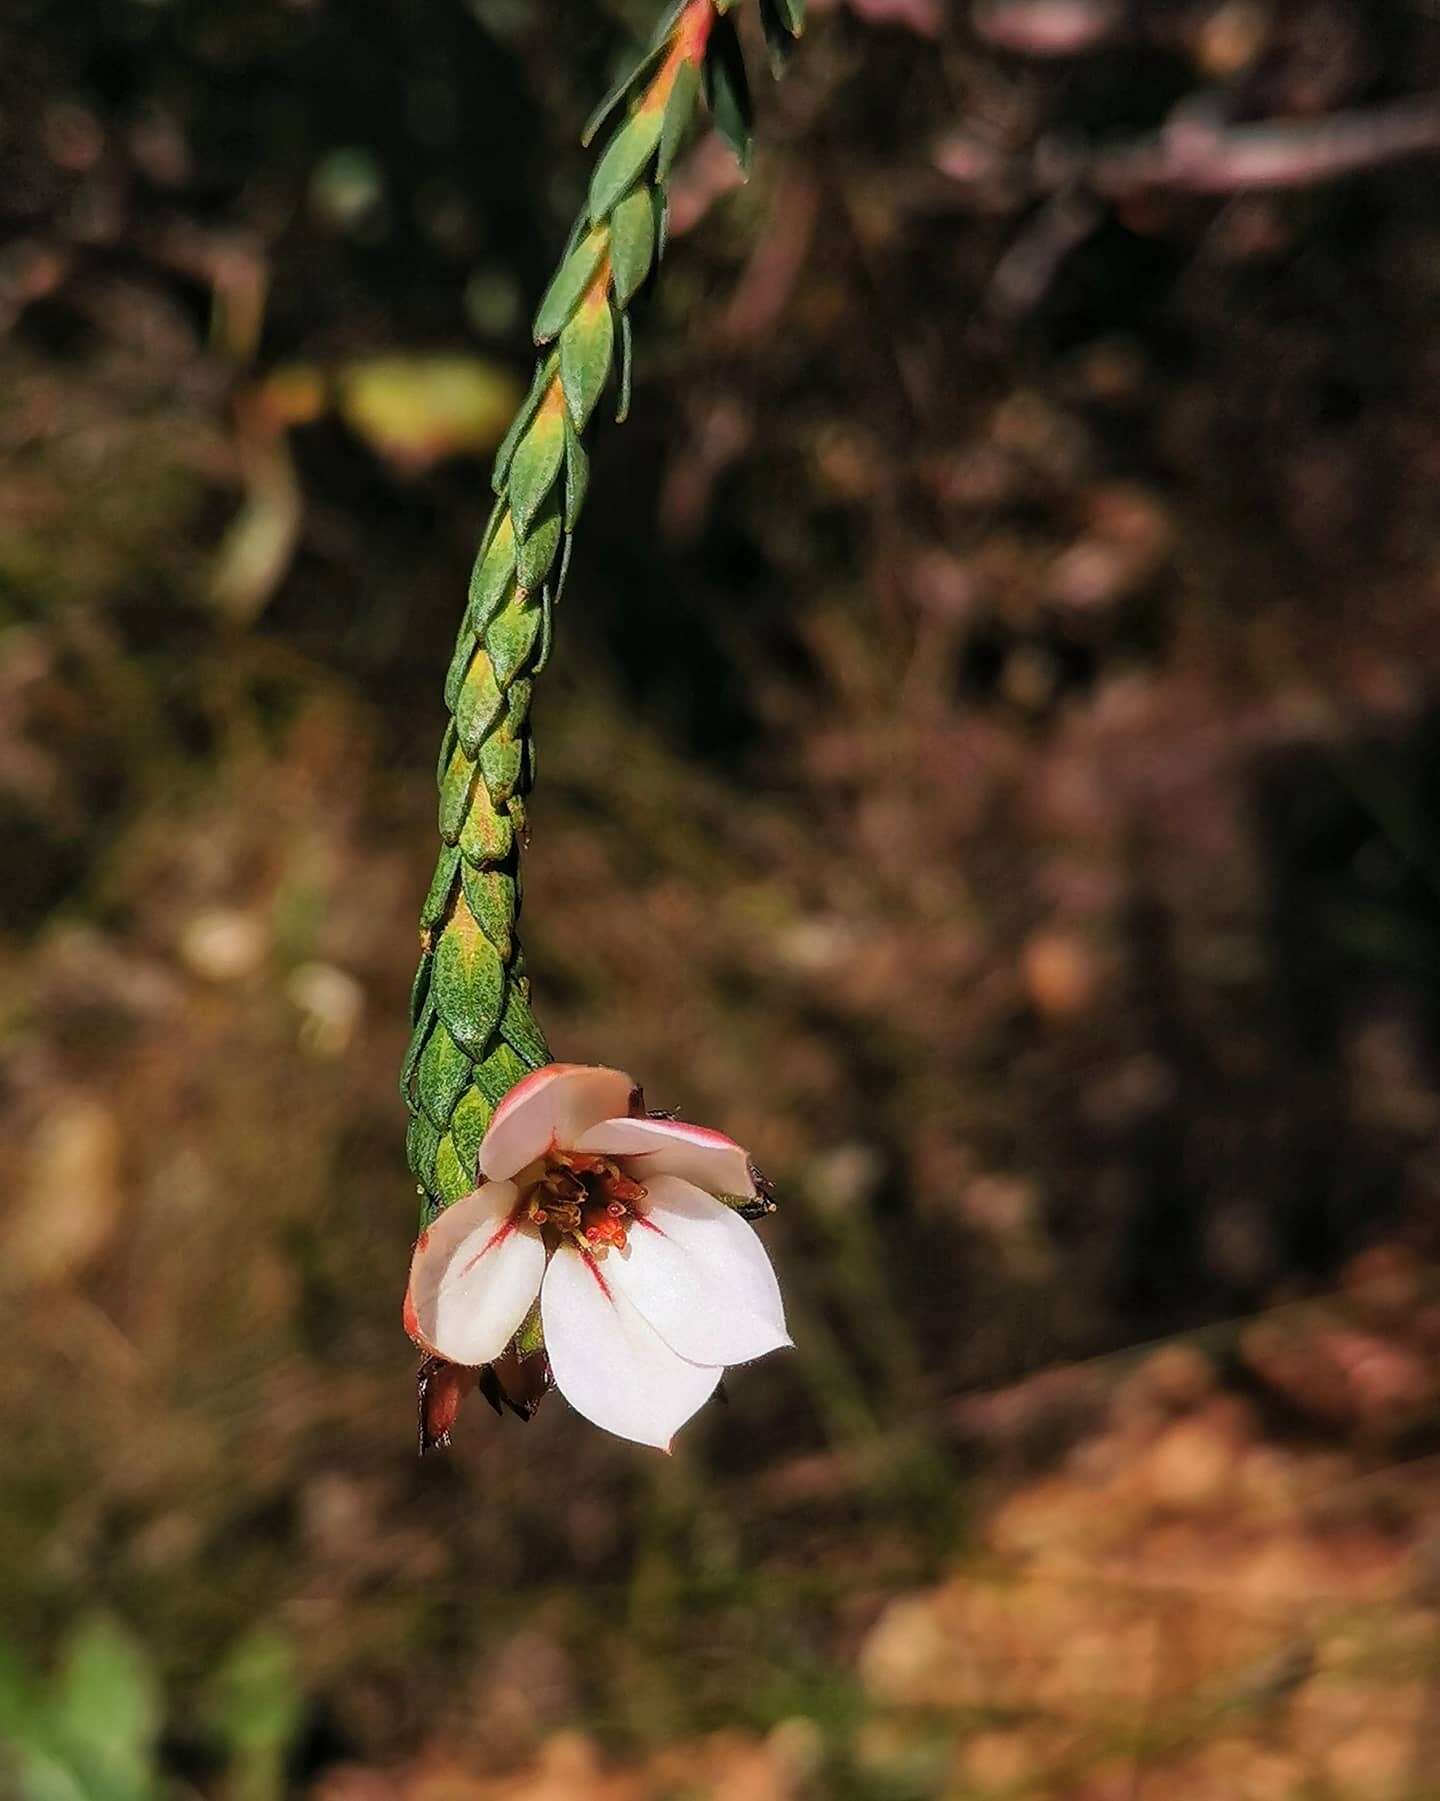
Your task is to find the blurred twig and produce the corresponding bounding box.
[936,92,1440,317]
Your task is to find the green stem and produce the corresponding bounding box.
[400,0,802,1220]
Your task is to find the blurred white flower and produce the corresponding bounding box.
[404,1064,788,1449]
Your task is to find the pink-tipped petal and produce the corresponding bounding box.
[478,1063,636,1181]
[573,1115,757,1198]
[404,1182,545,1366]
[602,1176,790,1367]
[541,1245,722,1450]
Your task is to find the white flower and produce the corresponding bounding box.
[404,1063,790,1449]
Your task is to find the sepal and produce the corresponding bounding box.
[418,1356,478,1455]
[713,1189,779,1220]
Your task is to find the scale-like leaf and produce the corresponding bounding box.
[516,489,562,592]
[657,56,700,180]
[486,585,543,685]
[432,900,506,1053]
[534,582,556,675]
[563,413,589,530]
[408,1111,441,1195]
[400,998,433,1094]
[615,305,634,423]
[466,511,517,633]
[417,1020,475,1129]
[462,863,518,962]
[499,978,550,1066]
[532,227,609,344]
[551,529,575,607]
[649,0,692,48]
[436,719,456,787]
[560,283,615,429]
[409,950,433,1028]
[448,1084,491,1175]
[438,740,477,843]
[581,39,670,148]
[653,186,670,263]
[704,13,754,174]
[588,106,664,223]
[507,389,565,536]
[420,846,461,929]
[478,679,531,802]
[434,1134,472,1202]
[491,359,552,495]
[443,622,477,715]
[455,647,504,758]
[609,187,655,305]
[458,788,513,864]
[760,0,796,76]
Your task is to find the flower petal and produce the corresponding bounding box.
[404,1182,545,1366]
[541,1245,721,1450]
[602,1176,790,1367]
[573,1115,757,1198]
[479,1063,637,1181]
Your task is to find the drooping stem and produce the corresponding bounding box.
[400,0,802,1221]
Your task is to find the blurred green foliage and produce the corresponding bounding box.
[0,1620,303,1801]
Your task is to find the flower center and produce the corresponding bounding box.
[517,1150,647,1256]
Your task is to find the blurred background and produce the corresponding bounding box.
[3,0,1440,1795]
